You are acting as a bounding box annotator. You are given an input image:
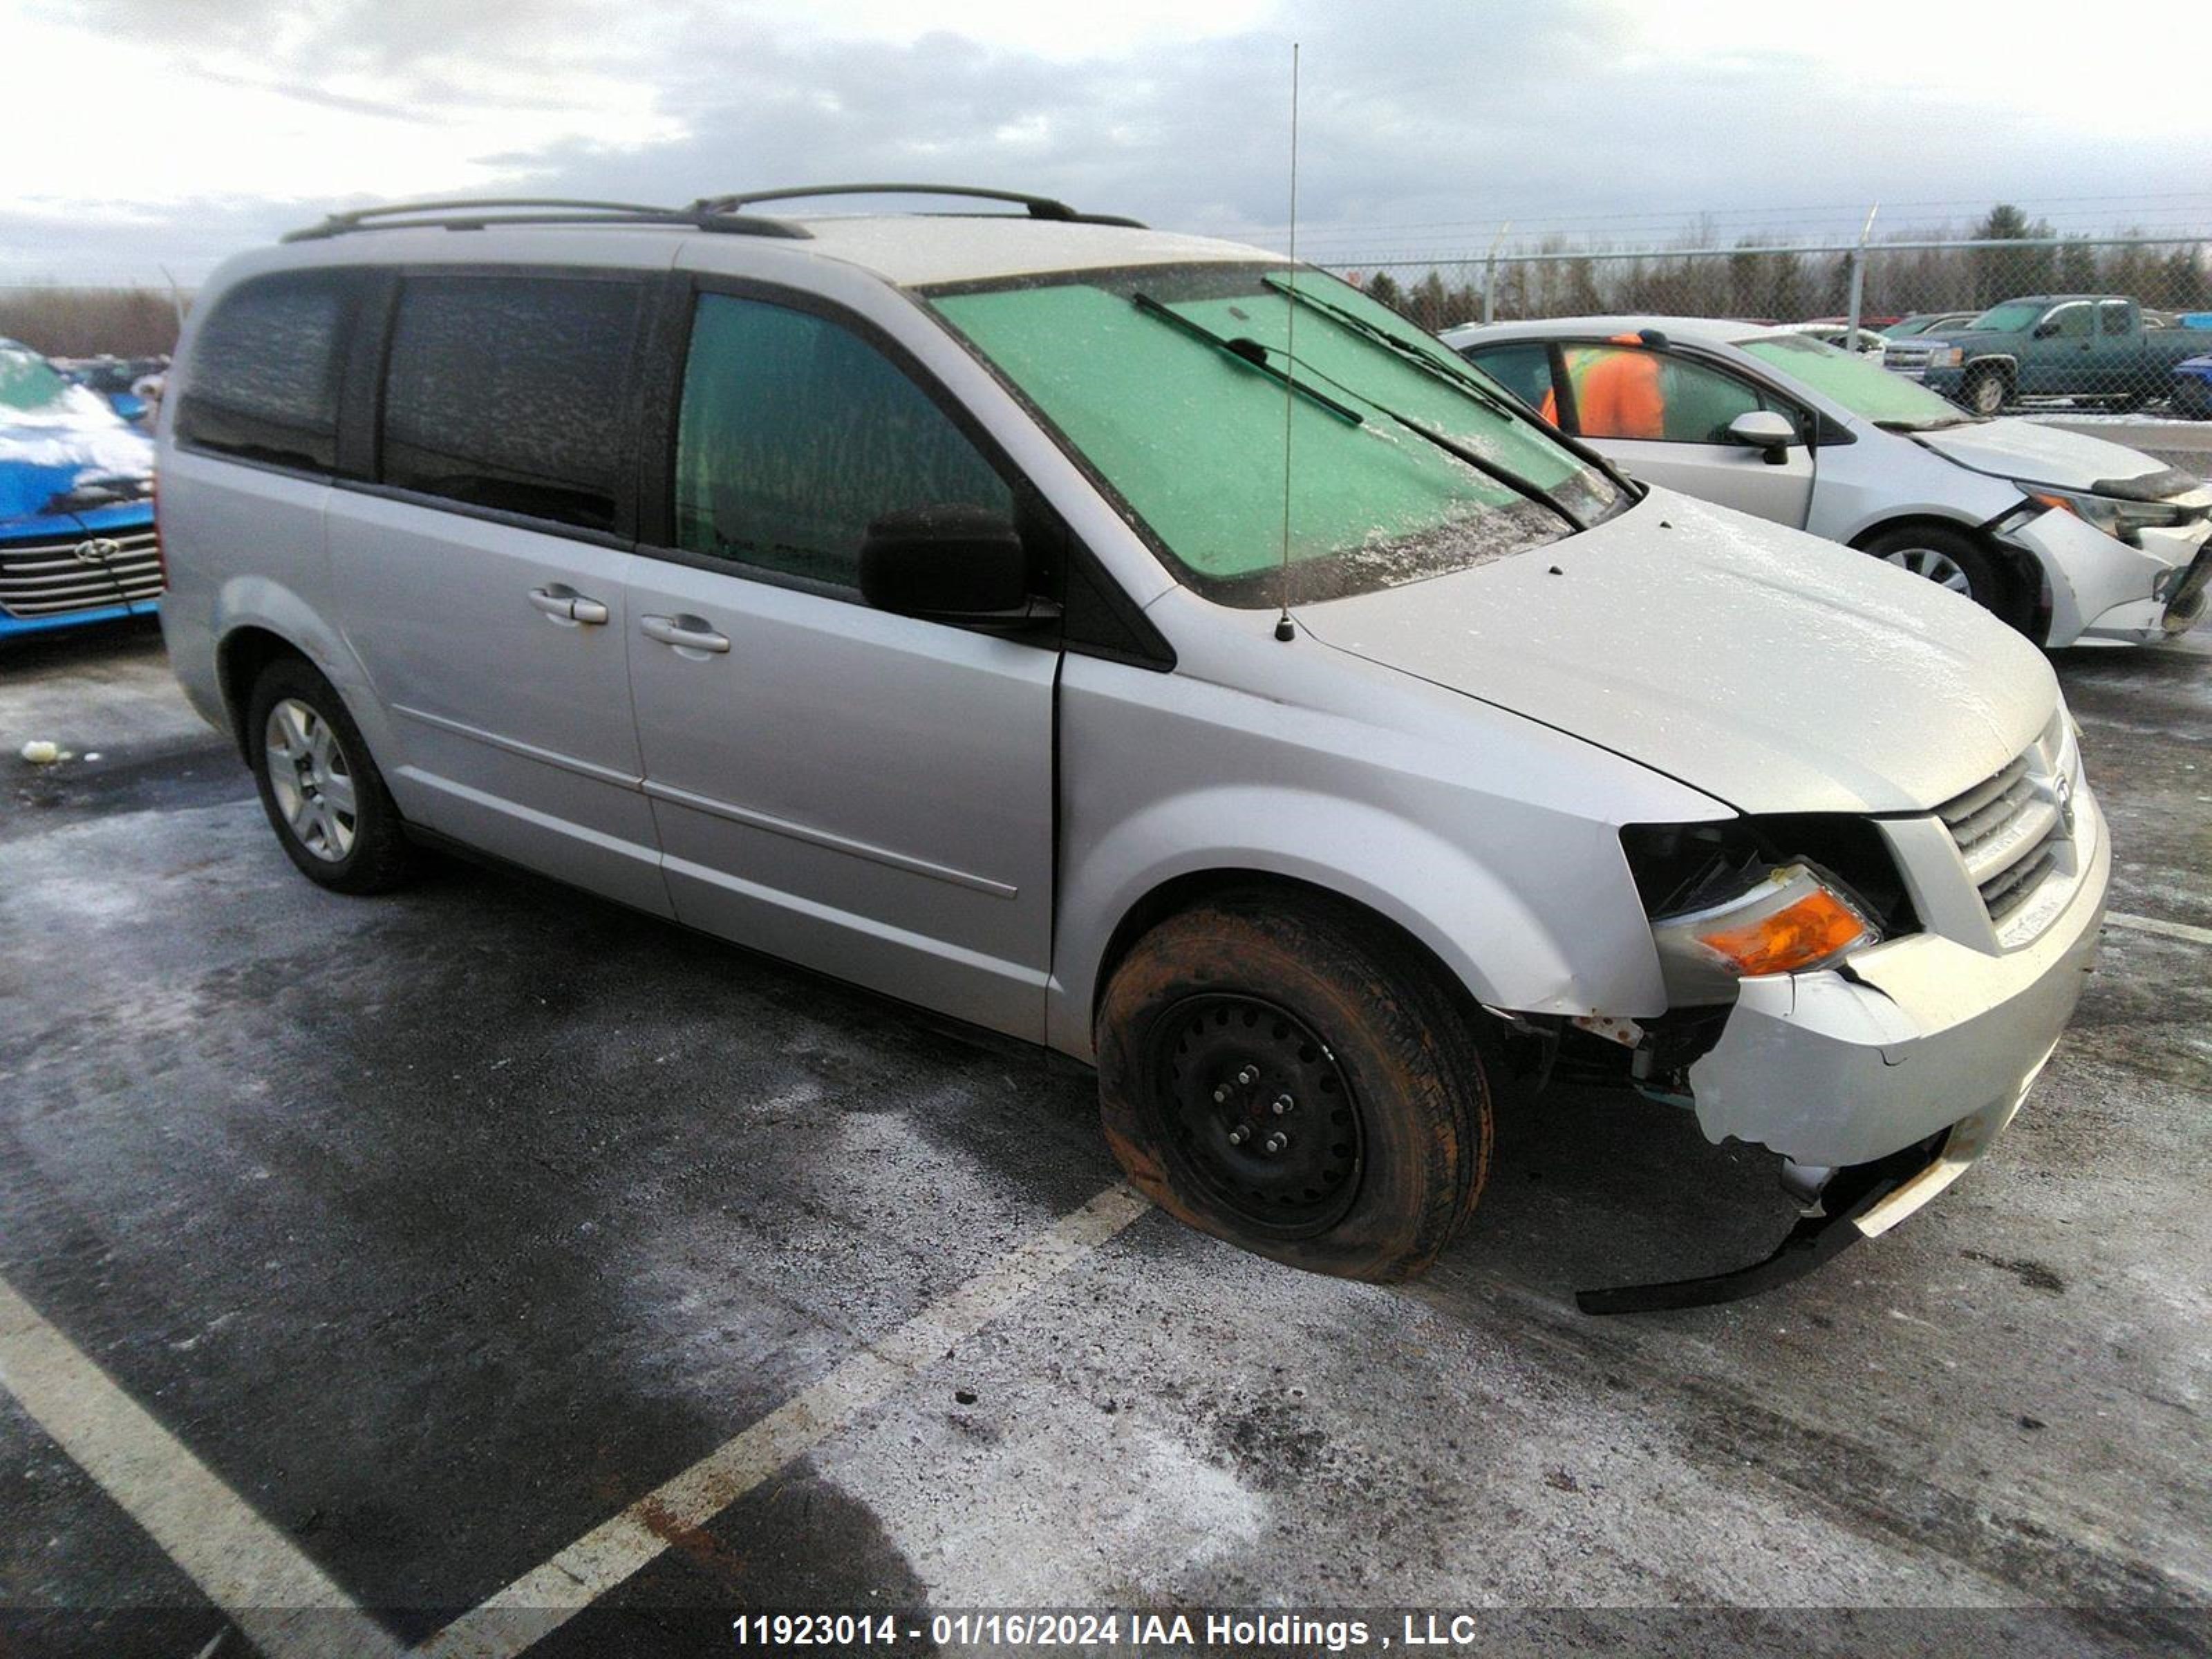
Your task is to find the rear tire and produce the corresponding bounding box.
[1860,524,2028,632]
[246,658,416,894]
[1095,889,1494,1282]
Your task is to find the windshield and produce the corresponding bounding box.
[0,344,77,418]
[1967,301,2045,332]
[1738,331,1978,429]
[926,263,1627,605]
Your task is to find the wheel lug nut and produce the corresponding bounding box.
[1236,1066,1257,1085]
[1264,1132,1290,1155]
[1272,1094,1293,1115]
[1212,1086,1230,1103]
[1227,1125,1250,1146]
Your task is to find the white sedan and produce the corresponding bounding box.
[1443,315,2211,646]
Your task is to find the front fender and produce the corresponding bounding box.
[1047,646,1732,1061]
[1052,788,1603,1060]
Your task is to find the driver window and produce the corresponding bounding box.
[1559,346,1780,444]
[2049,305,2092,339]
[673,293,1012,589]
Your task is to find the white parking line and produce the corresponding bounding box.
[412,1182,1152,1659]
[0,1273,404,1659]
[2108,910,2212,947]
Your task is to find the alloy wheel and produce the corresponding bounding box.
[264,697,358,862]
[1880,545,1974,595]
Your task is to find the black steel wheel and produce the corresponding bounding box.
[1096,886,1495,1282]
[1146,993,1364,1239]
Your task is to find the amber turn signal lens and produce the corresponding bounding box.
[1696,888,1872,978]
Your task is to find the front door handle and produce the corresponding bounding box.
[639,613,730,655]
[529,584,610,626]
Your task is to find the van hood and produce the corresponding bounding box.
[1912,416,2182,496]
[1297,492,2056,815]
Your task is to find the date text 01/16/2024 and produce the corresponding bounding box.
[731,1611,1508,1650]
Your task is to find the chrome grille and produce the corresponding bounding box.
[0,528,163,619]
[1938,745,2066,929]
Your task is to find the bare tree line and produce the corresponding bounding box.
[1351,206,2210,332]
[0,288,185,357]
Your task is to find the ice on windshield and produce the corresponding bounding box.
[1738,332,1974,428]
[929,265,1621,604]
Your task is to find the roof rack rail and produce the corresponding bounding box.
[281,198,811,243]
[689,183,1147,229]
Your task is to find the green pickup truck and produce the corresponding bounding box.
[1881,294,2212,415]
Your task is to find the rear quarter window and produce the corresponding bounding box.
[176,271,358,473]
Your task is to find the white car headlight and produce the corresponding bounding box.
[2021,482,2201,547]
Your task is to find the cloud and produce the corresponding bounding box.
[6,0,2208,283]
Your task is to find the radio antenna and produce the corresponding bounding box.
[1274,41,1302,644]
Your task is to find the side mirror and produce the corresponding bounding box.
[2032,318,2060,339]
[1727,410,1797,464]
[859,504,1035,622]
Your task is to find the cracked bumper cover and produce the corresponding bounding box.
[1685,792,2110,1172]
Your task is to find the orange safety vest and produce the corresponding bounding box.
[1541,339,1666,440]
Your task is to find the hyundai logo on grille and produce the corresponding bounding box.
[72,538,124,566]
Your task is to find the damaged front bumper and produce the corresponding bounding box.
[1578,1049,2055,1314]
[1686,786,2108,1170]
[1580,772,2108,1315]
[2004,503,2211,646]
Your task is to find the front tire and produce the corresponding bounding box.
[1961,365,2009,417]
[1861,524,2027,632]
[246,658,416,894]
[1096,890,1494,1282]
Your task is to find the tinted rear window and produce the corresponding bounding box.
[176,272,355,471]
[379,274,643,532]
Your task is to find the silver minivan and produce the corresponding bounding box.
[158,189,2110,1310]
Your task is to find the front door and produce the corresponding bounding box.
[2023,301,2094,395]
[326,270,668,915]
[626,288,1058,1039]
[1553,342,1815,527]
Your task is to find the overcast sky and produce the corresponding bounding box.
[3,0,2206,284]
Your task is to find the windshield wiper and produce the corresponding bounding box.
[1876,415,1985,433]
[1132,290,1583,532]
[1369,400,1587,531]
[1128,293,1365,424]
[1262,273,1639,494]
[1262,273,1526,415]
[1260,343,1590,531]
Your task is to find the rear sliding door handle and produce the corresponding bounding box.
[639,613,731,654]
[529,584,610,626]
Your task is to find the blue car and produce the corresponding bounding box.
[2174,353,2212,421]
[1,337,160,643]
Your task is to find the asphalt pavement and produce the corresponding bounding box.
[1,615,2207,1659]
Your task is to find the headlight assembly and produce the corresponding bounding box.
[2020,482,2195,547]
[1649,863,1880,1003]
[1621,818,1907,1005]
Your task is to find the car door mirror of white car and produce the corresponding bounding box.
[859,504,1040,625]
[1727,410,1799,464]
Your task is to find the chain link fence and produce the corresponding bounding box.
[1342,235,2212,431]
